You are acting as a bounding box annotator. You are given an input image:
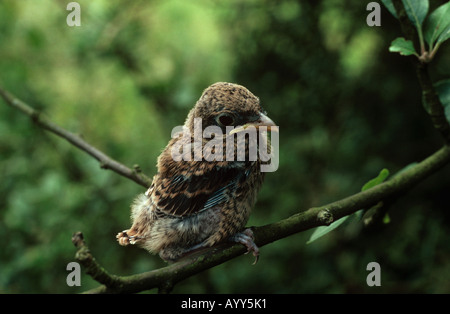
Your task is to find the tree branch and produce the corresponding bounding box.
[0,87,152,188]
[391,0,450,143]
[76,144,450,294]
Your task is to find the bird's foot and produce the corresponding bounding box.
[116,229,143,246]
[229,229,259,265]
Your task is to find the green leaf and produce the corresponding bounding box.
[306,216,349,244]
[307,168,390,244]
[435,79,450,105]
[435,79,450,124]
[381,0,398,18]
[381,0,429,26]
[403,0,429,27]
[389,37,418,56]
[361,168,390,191]
[356,168,390,220]
[424,1,450,46]
[437,25,450,45]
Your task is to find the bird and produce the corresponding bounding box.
[116,82,277,263]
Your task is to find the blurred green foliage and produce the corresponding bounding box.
[1,0,449,293]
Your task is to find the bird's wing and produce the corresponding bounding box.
[149,164,251,217]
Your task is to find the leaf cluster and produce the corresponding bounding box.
[384,0,450,61]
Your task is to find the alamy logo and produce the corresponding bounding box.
[366,2,381,27]
[170,118,279,172]
[66,2,81,27]
[366,262,381,286]
[66,262,81,286]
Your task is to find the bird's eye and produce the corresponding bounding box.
[216,113,235,127]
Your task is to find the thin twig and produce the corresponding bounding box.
[0,87,152,187]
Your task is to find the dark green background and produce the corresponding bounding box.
[1,0,449,293]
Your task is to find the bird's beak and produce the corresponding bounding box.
[229,112,279,135]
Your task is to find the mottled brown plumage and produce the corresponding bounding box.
[116,82,276,262]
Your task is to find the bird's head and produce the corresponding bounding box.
[184,82,277,136]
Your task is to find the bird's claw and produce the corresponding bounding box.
[229,229,260,265]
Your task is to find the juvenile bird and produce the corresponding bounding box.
[116,82,277,263]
